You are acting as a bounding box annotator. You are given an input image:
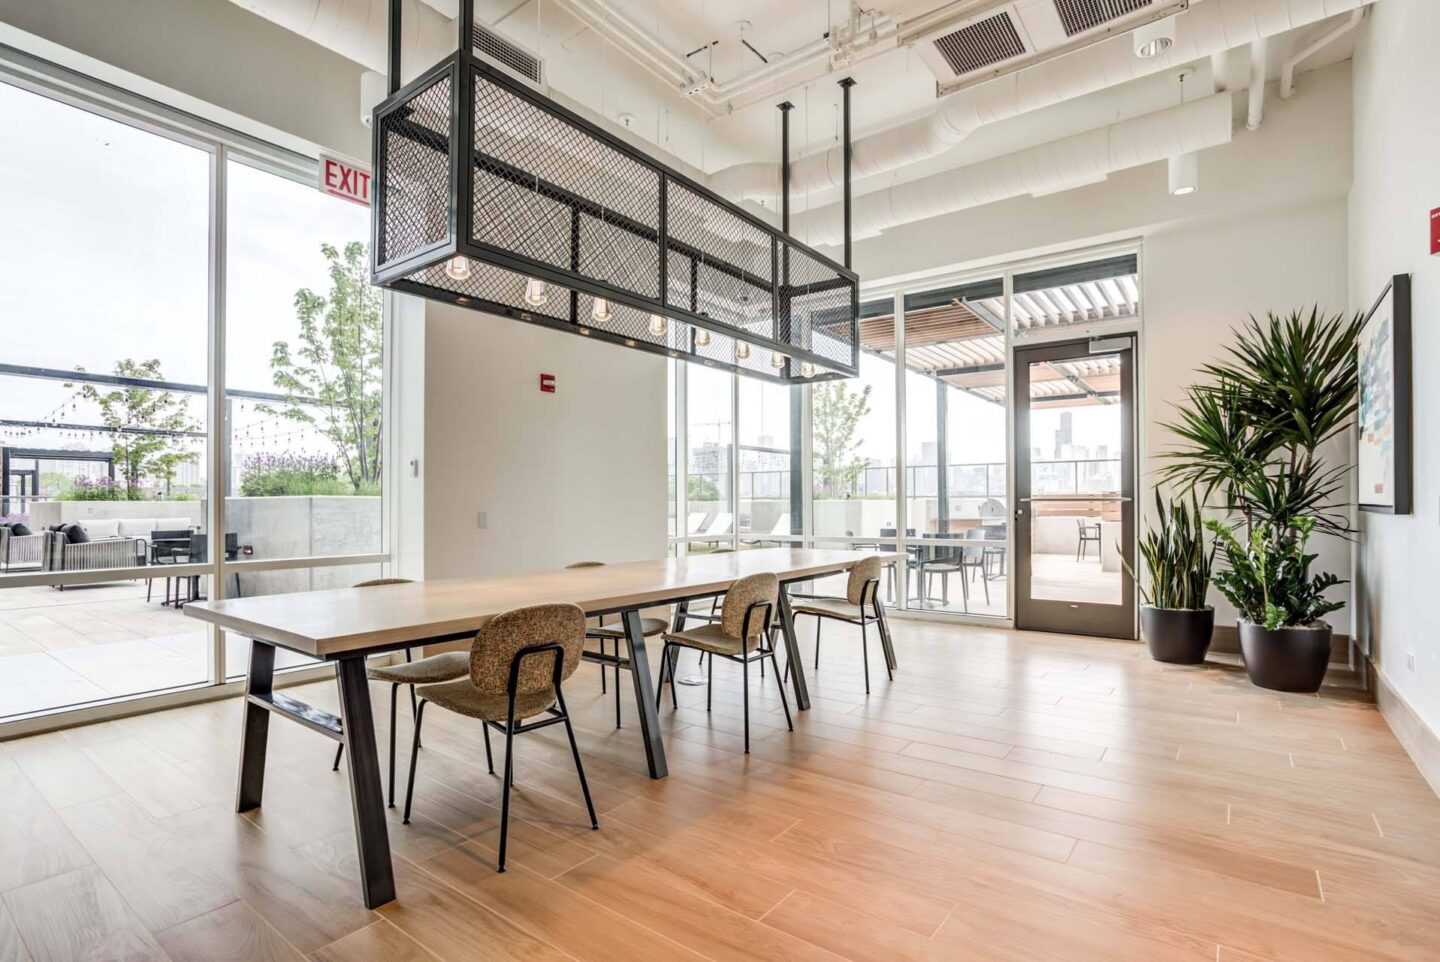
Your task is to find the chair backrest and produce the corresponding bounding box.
[152,528,191,542]
[704,513,733,535]
[686,512,707,534]
[187,533,208,560]
[354,577,413,588]
[720,572,779,640]
[470,603,587,697]
[846,556,882,605]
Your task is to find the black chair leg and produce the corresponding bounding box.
[770,650,793,731]
[813,617,822,670]
[860,620,871,695]
[332,743,344,771]
[599,637,607,694]
[655,642,670,712]
[387,683,398,808]
[741,653,751,754]
[556,692,599,831]
[614,662,622,730]
[401,699,427,825]
[497,717,517,872]
[706,654,713,712]
[482,721,494,774]
[668,646,678,709]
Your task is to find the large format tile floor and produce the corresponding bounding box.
[0,618,1436,961]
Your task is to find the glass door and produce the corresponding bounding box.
[1013,336,1135,638]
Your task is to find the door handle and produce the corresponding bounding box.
[1019,496,1132,503]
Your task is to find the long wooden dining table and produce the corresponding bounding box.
[183,547,899,908]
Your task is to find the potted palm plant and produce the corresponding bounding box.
[1205,518,1344,691]
[1128,492,1215,664]
[1160,308,1363,691]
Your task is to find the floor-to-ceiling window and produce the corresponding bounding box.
[0,60,389,729]
[663,245,1138,626]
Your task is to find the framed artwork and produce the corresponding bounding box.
[1357,273,1412,514]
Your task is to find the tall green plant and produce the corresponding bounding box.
[1125,491,1214,609]
[1159,308,1364,538]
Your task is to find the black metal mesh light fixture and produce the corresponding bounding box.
[369,0,859,384]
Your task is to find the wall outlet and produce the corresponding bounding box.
[1406,651,1416,672]
[476,511,488,530]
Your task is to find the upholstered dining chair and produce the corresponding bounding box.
[789,556,892,694]
[331,577,469,808]
[655,572,791,753]
[567,561,669,729]
[402,603,598,872]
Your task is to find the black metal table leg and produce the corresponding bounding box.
[334,655,396,908]
[621,608,668,779]
[777,589,811,711]
[236,639,274,812]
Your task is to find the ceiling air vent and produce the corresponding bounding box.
[932,11,1027,76]
[472,23,544,87]
[1052,0,1154,37]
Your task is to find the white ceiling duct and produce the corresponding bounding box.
[707,0,1378,204]
[799,89,1233,247]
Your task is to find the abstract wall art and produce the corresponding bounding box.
[1357,273,1412,514]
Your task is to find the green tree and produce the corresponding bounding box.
[264,241,384,493]
[78,359,199,498]
[812,381,873,498]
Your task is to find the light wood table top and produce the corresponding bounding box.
[184,547,900,658]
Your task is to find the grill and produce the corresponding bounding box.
[371,51,859,384]
[931,12,1027,76]
[472,23,543,85]
[1052,0,1154,37]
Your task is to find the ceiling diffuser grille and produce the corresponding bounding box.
[472,23,543,85]
[931,12,1027,76]
[1052,0,1154,37]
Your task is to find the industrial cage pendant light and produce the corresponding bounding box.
[368,0,860,384]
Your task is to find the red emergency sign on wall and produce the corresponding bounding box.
[320,155,371,207]
[540,373,556,393]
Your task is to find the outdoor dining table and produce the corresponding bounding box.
[183,547,900,908]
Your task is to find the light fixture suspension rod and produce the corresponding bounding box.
[779,101,793,233]
[388,0,402,95]
[839,77,855,269]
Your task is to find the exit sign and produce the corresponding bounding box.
[320,155,371,207]
[1431,207,1440,255]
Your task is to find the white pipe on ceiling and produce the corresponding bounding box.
[799,90,1234,247]
[1246,37,1268,130]
[707,0,1379,204]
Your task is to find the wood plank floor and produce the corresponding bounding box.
[0,619,1437,961]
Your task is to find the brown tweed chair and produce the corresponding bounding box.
[656,571,791,753]
[790,556,892,694]
[567,561,669,730]
[331,578,469,808]
[402,603,598,872]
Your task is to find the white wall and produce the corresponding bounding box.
[421,303,667,579]
[1145,199,1352,632]
[1349,0,1440,741]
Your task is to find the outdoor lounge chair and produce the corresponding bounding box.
[0,524,47,572]
[44,525,147,584]
[696,512,732,547]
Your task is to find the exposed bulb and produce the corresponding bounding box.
[523,277,548,307]
[735,342,751,360]
[648,314,668,336]
[444,255,471,281]
[694,328,711,347]
[771,352,787,369]
[591,297,613,322]
[800,361,816,378]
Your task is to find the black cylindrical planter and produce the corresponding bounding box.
[1140,605,1214,664]
[1237,621,1333,692]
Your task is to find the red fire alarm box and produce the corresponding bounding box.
[1431,207,1440,255]
[539,373,556,393]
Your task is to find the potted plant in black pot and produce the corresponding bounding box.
[1205,517,1344,691]
[1128,492,1215,664]
[1159,308,1363,690]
